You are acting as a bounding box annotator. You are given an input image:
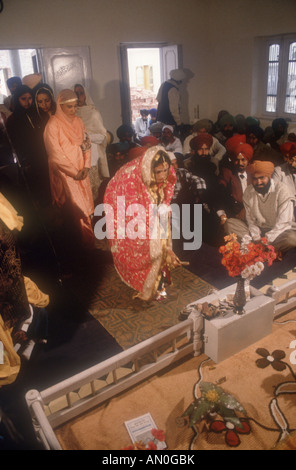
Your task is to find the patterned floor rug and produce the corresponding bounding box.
[55,310,296,450]
[85,263,213,350]
[64,244,296,351]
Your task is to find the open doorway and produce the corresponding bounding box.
[127,48,161,123]
[120,43,180,125]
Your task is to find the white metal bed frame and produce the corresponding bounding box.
[25,275,296,450]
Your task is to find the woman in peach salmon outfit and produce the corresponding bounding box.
[43,89,95,257]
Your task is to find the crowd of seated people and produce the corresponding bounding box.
[2,73,296,260]
[1,71,296,386]
[1,74,296,294]
[107,109,296,255]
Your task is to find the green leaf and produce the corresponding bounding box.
[218,405,236,418]
[217,406,244,429]
[182,401,197,418]
[189,400,213,426]
[199,382,223,396]
[219,392,246,413]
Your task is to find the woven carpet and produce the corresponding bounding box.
[64,243,296,350]
[55,309,296,451]
[82,263,213,350]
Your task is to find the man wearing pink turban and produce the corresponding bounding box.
[225,159,296,256]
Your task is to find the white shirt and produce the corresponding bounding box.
[238,171,248,193]
[162,137,183,155]
[244,179,294,243]
[272,163,296,197]
[0,93,7,105]
[134,117,149,139]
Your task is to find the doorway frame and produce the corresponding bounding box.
[119,42,182,125]
[0,46,41,96]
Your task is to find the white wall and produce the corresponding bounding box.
[207,0,296,125]
[0,0,295,134]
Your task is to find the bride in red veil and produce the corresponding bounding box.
[104,145,181,301]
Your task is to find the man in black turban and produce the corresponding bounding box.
[4,76,22,112]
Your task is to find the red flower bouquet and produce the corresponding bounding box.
[219,234,277,280]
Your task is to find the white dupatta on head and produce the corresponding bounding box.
[75,87,106,138]
[74,86,109,175]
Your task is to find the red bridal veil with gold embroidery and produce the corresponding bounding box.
[104,145,176,301]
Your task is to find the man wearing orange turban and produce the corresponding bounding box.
[225,134,247,155]
[217,134,247,172]
[217,142,254,228]
[225,159,296,256]
[234,143,254,163]
[247,160,275,178]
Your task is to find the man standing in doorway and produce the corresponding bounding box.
[156,69,186,128]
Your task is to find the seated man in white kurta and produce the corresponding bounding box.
[134,109,149,140]
[160,124,183,155]
[227,160,296,256]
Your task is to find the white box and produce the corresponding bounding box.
[198,284,275,363]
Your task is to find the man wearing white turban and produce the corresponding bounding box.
[160,125,183,155]
[156,69,186,127]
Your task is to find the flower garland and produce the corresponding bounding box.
[219,234,277,280]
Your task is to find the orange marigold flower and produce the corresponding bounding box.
[219,236,276,278]
[134,441,146,450]
[224,233,237,242]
